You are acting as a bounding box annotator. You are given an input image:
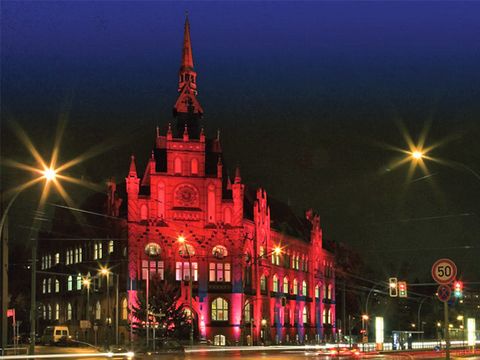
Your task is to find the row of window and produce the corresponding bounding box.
[41,299,129,322]
[263,275,333,300]
[265,247,309,272]
[42,272,112,294]
[141,260,232,283]
[41,241,115,269]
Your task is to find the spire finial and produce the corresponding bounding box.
[234,164,241,184]
[151,150,155,160]
[217,129,221,141]
[156,125,160,137]
[129,155,137,177]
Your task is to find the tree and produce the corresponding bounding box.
[132,272,190,340]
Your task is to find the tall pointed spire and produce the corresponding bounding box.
[181,12,194,74]
[128,155,137,177]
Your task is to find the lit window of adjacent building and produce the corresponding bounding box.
[271,250,280,266]
[302,281,308,296]
[54,253,60,265]
[283,277,289,294]
[121,298,128,320]
[209,263,231,282]
[260,275,267,292]
[293,279,298,295]
[47,304,52,320]
[55,304,60,320]
[302,307,308,324]
[108,240,114,254]
[142,260,164,280]
[67,303,72,321]
[175,262,198,281]
[42,305,46,319]
[67,276,73,291]
[76,274,82,290]
[42,279,46,294]
[95,301,101,320]
[211,297,228,321]
[272,274,279,292]
[94,243,103,260]
[55,279,60,293]
[47,278,52,293]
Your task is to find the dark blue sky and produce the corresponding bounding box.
[2,1,480,280]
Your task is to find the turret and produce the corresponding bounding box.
[232,165,245,226]
[126,155,140,221]
[217,156,223,179]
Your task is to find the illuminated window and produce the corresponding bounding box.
[191,158,198,175]
[327,309,332,324]
[142,260,164,280]
[315,285,319,298]
[76,274,82,290]
[283,277,289,293]
[271,250,280,266]
[74,248,79,263]
[175,262,198,281]
[244,300,252,323]
[260,275,267,292]
[178,243,195,257]
[144,243,161,257]
[211,297,228,321]
[47,304,52,320]
[55,279,60,293]
[108,240,114,254]
[303,307,308,324]
[209,262,231,282]
[67,276,73,291]
[121,298,128,320]
[259,246,265,258]
[212,245,228,259]
[174,157,182,174]
[293,279,298,295]
[55,303,60,320]
[42,279,46,294]
[327,284,332,300]
[95,301,101,320]
[213,334,226,346]
[272,274,279,292]
[322,309,327,324]
[94,243,103,260]
[302,280,307,296]
[42,305,46,319]
[47,278,52,293]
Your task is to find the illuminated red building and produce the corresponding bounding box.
[126,16,336,345]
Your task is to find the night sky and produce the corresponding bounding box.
[2,1,480,281]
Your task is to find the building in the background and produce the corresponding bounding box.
[38,15,336,346]
[126,16,335,345]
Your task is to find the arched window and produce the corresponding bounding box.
[327,308,332,324]
[76,274,82,290]
[283,277,289,293]
[327,284,332,299]
[178,243,195,257]
[42,305,46,319]
[67,303,72,321]
[67,276,73,291]
[174,157,182,174]
[302,280,308,296]
[260,275,267,292]
[55,279,60,293]
[213,334,226,346]
[157,182,165,218]
[293,279,298,295]
[191,158,198,175]
[211,297,228,321]
[55,303,60,320]
[302,306,308,324]
[207,184,216,223]
[315,285,319,299]
[272,274,279,292]
[322,309,327,324]
[47,304,52,320]
[145,243,161,257]
[323,283,327,299]
[47,278,52,293]
[42,279,46,294]
[108,240,114,254]
[223,207,232,224]
[212,245,228,259]
[140,205,148,221]
[95,301,101,320]
[121,298,128,320]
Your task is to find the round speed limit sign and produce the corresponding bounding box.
[431,258,457,284]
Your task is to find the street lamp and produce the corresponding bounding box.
[177,235,194,347]
[99,266,119,350]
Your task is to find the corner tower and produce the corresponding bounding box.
[173,14,204,138]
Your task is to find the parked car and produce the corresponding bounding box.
[40,326,70,345]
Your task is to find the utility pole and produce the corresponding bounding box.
[1,219,8,350]
[115,274,119,346]
[444,301,450,360]
[342,281,346,340]
[29,237,37,355]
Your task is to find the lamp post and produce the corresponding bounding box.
[457,315,465,348]
[99,267,119,349]
[83,277,91,342]
[177,235,194,347]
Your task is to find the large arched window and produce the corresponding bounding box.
[207,184,216,223]
[95,301,101,320]
[302,306,308,324]
[272,274,279,292]
[121,298,128,320]
[209,246,231,283]
[157,182,165,218]
[174,157,182,174]
[191,158,198,175]
[211,297,229,321]
[212,245,228,259]
[67,276,73,291]
[140,205,148,221]
[302,280,308,296]
[293,279,298,295]
[67,303,72,321]
[283,277,289,293]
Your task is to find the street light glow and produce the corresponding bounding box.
[274,246,282,255]
[362,315,369,320]
[411,150,423,160]
[100,267,109,276]
[83,278,91,287]
[42,167,57,181]
[178,235,186,243]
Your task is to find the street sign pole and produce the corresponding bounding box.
[444,301,450,360]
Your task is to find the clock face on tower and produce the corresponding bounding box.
[174,184,199,207]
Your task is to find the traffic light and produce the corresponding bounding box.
[389,277,398,297]
[398,281,407,298]
[454,281,463,297]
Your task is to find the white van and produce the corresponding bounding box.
[41,326,70,344]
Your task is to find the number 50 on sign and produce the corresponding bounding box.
[431,258,457,284]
